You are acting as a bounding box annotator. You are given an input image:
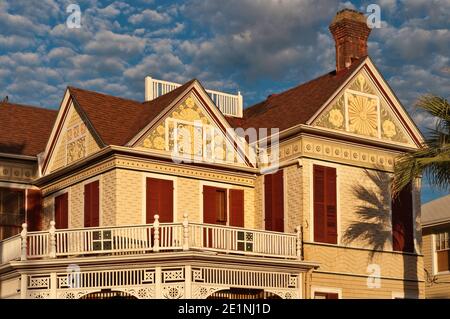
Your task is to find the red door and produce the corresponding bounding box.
[264,171,284,232]
[146,178,173,223]
[84,180,99,227]
[55,193,69,229]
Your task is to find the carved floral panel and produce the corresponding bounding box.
[140,94,238,163]
[315,73,410,144]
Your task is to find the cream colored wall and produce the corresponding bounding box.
[423,230,450,298]
[115,169,143,225]
[301,158,395,248]
[48,103,101,173]
[0,276,20,299]
[311,271,424,299]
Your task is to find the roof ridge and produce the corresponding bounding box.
[68,86,143,105]
[0,101,58,113]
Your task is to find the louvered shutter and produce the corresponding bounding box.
[84,180,99,227]
[229,189,244,227]
[392,183,414,252]
[26,189,42,231]
[55,192,69,229]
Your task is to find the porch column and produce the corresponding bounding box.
[185,265,192,298]
[20,274,27,299]
[50,272,57,298]
[155,266,162,298]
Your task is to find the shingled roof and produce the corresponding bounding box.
[239,58,365,131]
[68,79,196,146]
[0,102,57,157]
[422,195,450,226]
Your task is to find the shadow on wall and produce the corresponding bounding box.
[342,169,420,298]
[342,169,392,257]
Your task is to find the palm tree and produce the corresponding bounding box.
[392,94,450,196]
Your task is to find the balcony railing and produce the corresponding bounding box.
[0,215,302,263]
[144,76,243,118]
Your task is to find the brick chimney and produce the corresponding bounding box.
[329,9,371,72]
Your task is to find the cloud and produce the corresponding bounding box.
[84,30,147,57]
[128,9,172,24]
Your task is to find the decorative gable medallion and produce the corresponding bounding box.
[66,123,87,164]
[138,94,242,164]
[314,73,409,144]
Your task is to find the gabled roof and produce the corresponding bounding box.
[238,58,365,131]
[68,79,195,146]
[0,102,57,156]
[422,195,450,227]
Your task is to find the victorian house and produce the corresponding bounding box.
[0,9,425,299]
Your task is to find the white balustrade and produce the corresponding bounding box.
[1,217,301,262]
[188,223,298,258]
[145,76,243,117]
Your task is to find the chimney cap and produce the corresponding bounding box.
[331,8,366,25]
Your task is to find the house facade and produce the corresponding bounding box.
[422,195,450,298]
[0,9,425,299]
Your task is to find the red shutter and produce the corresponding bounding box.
[203,186,217,224]
[313,165,326,243]
[313,165,337,244]
[55,193,69,229]
[272,170,284,232]
[26,189,42,231]
[229,189,244,227]
[392,183,414,252]
[264,171,284,232]
[325,167,337,244]
[146,178,174,223]
[84,180,99,227]
[264,175,273,230]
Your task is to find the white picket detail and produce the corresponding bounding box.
[27,231,49,258]
[158,223,184,251]
[188,223,297,258]
[0,235,21,263]
[145,76,243,117]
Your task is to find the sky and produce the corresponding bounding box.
[0,0,449,203]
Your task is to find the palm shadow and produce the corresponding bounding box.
[342,169,391,259]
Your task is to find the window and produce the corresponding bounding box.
[166,118,237,163]
[435,230,450,272]
[392,183,414,252]
[203,186,244,227]
[314,292,339,299]
[313,165,337,244]
[0,188,25,240]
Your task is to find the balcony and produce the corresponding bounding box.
[0,214,302,264]
[144,76,243,118]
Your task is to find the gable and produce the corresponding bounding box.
[312,67,418,147]
[135,92,250,167]
[46,101,102,173]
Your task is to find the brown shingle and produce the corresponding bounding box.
[0,102,57,156]
[68,79,196,146]
[238,59,365,132]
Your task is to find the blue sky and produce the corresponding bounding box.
[0,0,449,202]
